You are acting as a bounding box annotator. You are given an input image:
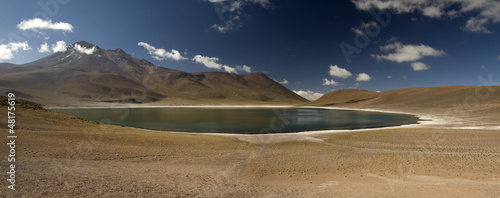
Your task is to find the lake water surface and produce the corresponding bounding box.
[53,107,419,134]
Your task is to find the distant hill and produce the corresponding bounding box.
[310,89,379,106]
[310,86,500,125]
[0,41,308,106]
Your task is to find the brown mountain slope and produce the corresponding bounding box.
[310,89,379,105]
[310,86,500,125]
[0,41,308,106]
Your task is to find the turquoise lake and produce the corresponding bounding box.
[53,107,419,134]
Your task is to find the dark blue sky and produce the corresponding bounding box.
[1,0,499,100]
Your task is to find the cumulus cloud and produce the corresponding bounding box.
[192,54,237,73]
[52,41,67,53]
[38,42,50,53]
[208,0,270,32]
[236,65,252,73]
[222,65,237,73]
[372,41,445,63]
[351,0,500,33]
[322,78,339,86]
[138,42,187,61]
[411,62,430,71]
[356,73,371,81]
[193,55,225,69]
[9,42,31,51]
[293,90,324,101]
[17,18,73,32]
[39,41,71,53]
[0,46,14,61]
[73,43,96,55]
[329,65,353,78]
[0,41,31,62]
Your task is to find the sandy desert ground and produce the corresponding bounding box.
[1,100,500,197]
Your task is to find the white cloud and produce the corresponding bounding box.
[192,54,237,73]
[293,90,324,101]
[138,42,187,61]
[372,41,445,63]
[230,1,243,12]
[0,41,31,61]
[497,54,500,60]
[208,0,270,32]
[236,65,252,73]
[356,73,371,81]
[422,6,443,18]
[52,41,67,53]
[8,42,31,51]
[351,0,500,33]
[351,21,378,35]
[322,78,339,86]
[17,18,73,32]
[0,46,14,61]
[193,55,224,69]
[73,44,96,55]
[329,65,353,78]
[222,65,237,73]
[387,75,392,78]
[277,79,288,85]
[38,42,50,53]
[410,62,430,71]
[464,17,491,33]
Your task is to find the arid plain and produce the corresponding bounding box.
[1,85,500,197]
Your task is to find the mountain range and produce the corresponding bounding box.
[0,41,308,106]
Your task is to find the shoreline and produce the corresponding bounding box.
[42,103,475,126]
[46,103,500,142]
[47,104,470,135]
[46,104,299,109]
